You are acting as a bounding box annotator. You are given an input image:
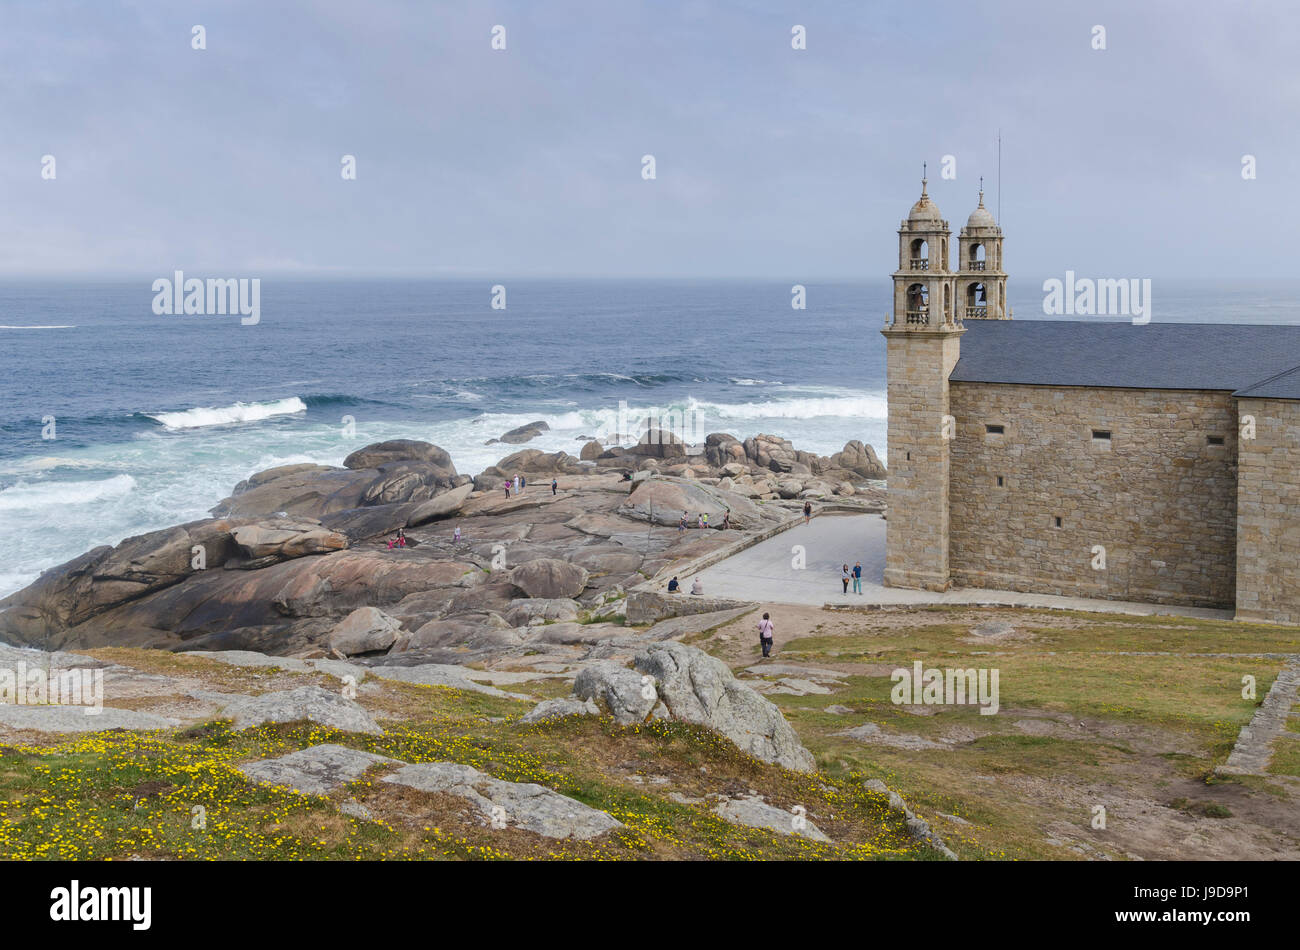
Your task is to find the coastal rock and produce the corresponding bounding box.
[830,440,886,479]
[0,519,240,645]
[217,685,383,734]
[382,762,622,839]
[328,606,404,656]
[498,421,550,444]
[633,642,816,772]
[231,519,349,562]
[508,558,589,599]
[579,440,604,462]
[343,440,455,472]
[406,482,474,526]
[631,428,686,459]
[503,598,580,626]
[620,479,781,531]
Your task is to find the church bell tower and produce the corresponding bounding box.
[881,173,963,590]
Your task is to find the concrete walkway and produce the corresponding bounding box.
[697,513,1233,620]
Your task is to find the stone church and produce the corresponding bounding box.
[882,177,1300,625]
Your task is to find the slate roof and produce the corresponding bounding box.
[948,320,1300,399]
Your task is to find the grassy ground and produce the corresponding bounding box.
[0,654,925,861]
[3,604,1297,860]
[695,605,1300,860]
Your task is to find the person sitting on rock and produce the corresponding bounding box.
[668,576,680,593]
[690,577,704,595]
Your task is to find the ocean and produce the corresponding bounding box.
[2,276,1299,597]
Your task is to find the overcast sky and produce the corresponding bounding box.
[1,0,1296,279]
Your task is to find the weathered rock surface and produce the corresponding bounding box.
[382,762,622,839]
[495,421,550,445]
[713,795,830,842]
[508,558,590,599]
[328,607,404,656]
[241,743,399,795]
[231,519,348,562]
[633,642,816,772]
[216,685,382,734]
[518,697,600,724]
[343,440,455,472]
[0,704,181,733]
[574,662,657,723]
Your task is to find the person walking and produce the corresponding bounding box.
[721,510,730,530]
[678,512,688,533]
[758,612,775,658]
[852,561,863,594]
[551,478,558,496]
[841,564,851,594]
[803,501,812,525]
[697,513,704,529]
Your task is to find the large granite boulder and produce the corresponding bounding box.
[231,519,348,563]
[631,428,686,459]
[343,440,455,471]
[632,642,816,772]
[508,558,589,599]
[574,662,658,724]
[620,478,782,531]
[829,440,886,479]
[579,440,604,462]
[0,519,240,645]
[495,421,550,445]
[328,606,404,656]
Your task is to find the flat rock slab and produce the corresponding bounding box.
[185,650,368,683]
[751,677,832,697]
[0,643,110,670]
[518,697,599,724]
[383,761,621,840]
[642,606,758,642]
[713,795,829,842]
[365,664,530,698]
[831,722,952,751]
[241,743,400,795]
[0,704,180,733]
[216,686,382,734]
[741,663,847,682]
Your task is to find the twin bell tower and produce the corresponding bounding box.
[881,173,1008,591]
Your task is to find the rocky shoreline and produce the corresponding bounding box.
[0,431,885,671]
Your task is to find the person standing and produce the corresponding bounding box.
[551,478,558,496]
[503,479,511,499]
[519,474,526,494]
[678,512,688,533]
[721,510,730,530]
[852,561,863,594]
[514,474,521,494]
[453,525,462,542]
[702,512,709,529]
[758,612,775,658]
[803,501,812,525]
[841,564,851,594]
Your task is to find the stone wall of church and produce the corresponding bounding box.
[1235,397,1300,623]
[947,382,1238,608]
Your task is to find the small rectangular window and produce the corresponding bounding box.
[1092,429,1111,441]
[985,424,1004,435]
[996,475,1004,487]
[1207,435,1225,446]
[1054,516,1062,528]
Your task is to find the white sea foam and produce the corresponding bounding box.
[0,474,136,511]
[0,324,76,329]
[146,397,307,430]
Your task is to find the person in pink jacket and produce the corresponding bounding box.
[758,612,775,658]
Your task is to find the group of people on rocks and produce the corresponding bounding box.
[502,474,560,498]
[677,509,730,532]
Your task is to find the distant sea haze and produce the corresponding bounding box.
[1,277,1298,597]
